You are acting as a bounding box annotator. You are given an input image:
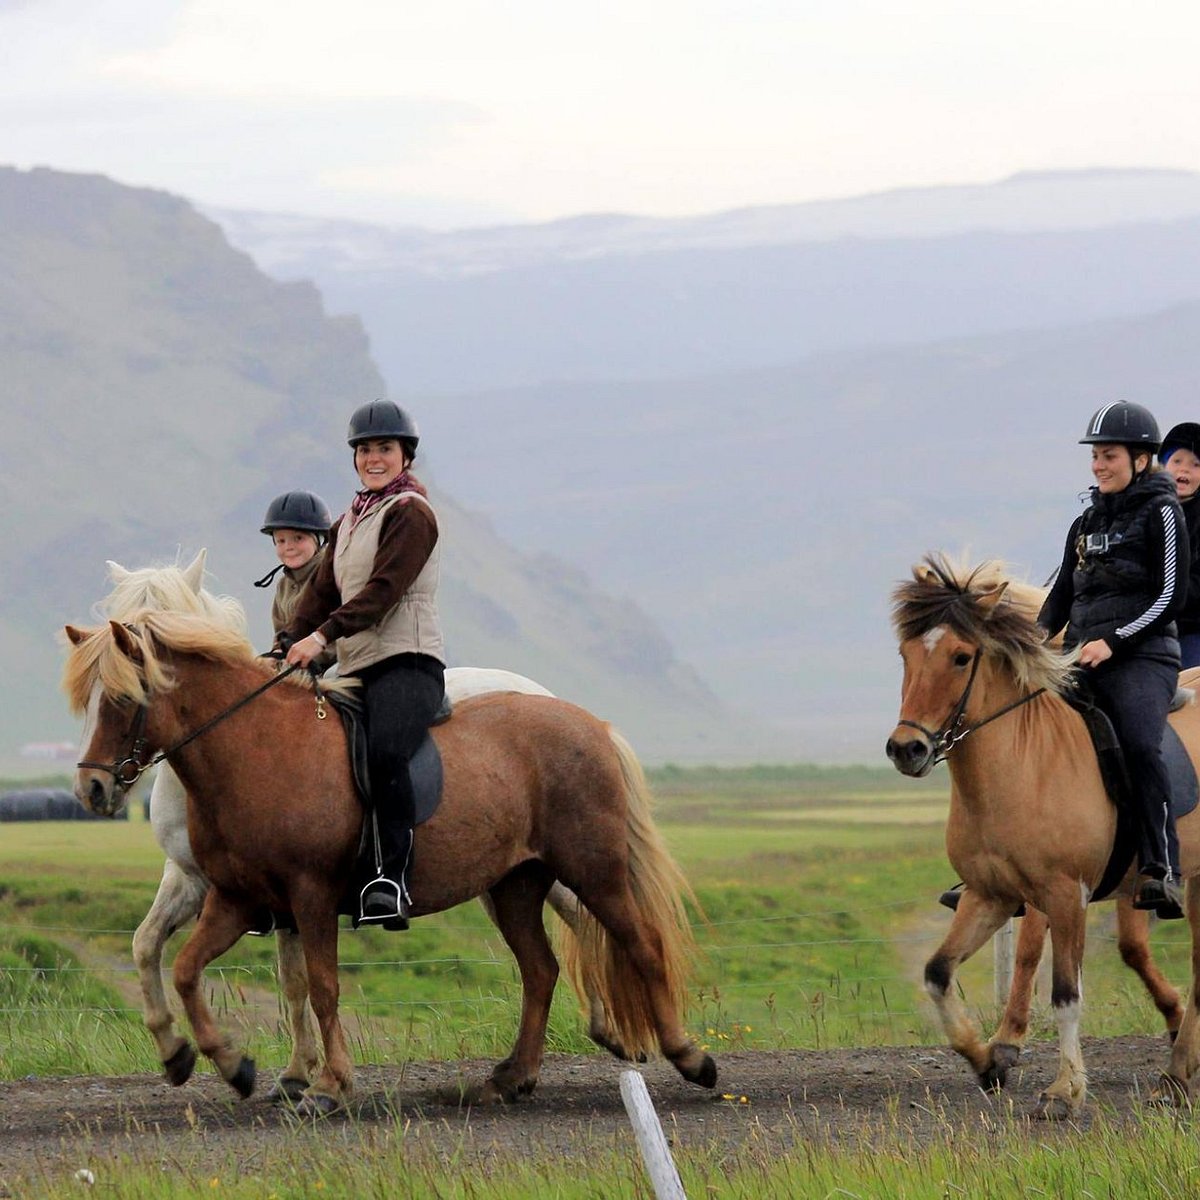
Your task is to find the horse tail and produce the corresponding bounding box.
[558,726,699,1061]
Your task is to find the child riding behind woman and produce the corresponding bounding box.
[255,490,337,673]
[1160,423,1200,670]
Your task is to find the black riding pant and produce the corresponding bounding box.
[357,653,445,874]
[1086,655,1179,878]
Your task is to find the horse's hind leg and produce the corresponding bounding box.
[544,881,638,1061]
[465,862,557,1105]
[131,858,208,1084]
[1155,878,1200,1105]
[1116,893,1184,1038]
[265,928,319,1104]
[982,906,1050,1089]
[570,878,715,1089]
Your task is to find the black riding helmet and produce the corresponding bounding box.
[1079,401,1161,450]
[1159,422,1200,464]
[260,491,333,536]
[347,400,419,460]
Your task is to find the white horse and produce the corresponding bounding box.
[99,550,625,1100]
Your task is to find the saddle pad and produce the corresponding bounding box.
[1080,703,1199,902]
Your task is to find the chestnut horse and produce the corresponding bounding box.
[65,611,716,1114]
[98,552,630,1102]
[885,555,1200,1118]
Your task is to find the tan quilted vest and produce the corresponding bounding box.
[332,492,444,673]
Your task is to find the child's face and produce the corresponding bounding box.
[1166,448,1200,500]
[273,529,319,570]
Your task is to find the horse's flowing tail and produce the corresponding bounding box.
[558,727,699,1060]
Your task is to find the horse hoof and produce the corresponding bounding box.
[228,1056,256,1099]
[296,1093,341,1118]
[977,1043,1021,1092]
[683,1054,718,1089]
[1148,1073,1190,1108]
[163,1042,197,1087]
[1033,1093,1074,1122]
[266,1076,309,1105]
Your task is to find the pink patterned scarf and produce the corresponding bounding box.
[347,471,427,528]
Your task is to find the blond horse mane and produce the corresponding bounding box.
[891,553,1077,696]
[62,610,353,716]
[99,554,247,634]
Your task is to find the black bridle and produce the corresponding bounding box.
[896,649,1046,766]
[77,661,306,787]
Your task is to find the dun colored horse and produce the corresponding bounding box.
[885,555,1200,1118]
[99,552,630,1102]
[66,611,716,1114]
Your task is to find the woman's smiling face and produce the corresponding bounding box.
[354,438,408,491]
[1090,443,1142,494]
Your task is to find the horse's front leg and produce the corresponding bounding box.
[265,928,319,1104]
[171,890,257,1098]
[131,858,209,1084]
[924,888,1021,1088]
[1033,885,1089,1120]
[1155,878,1200,1105]
[292,894,354,1116]
[982,905,1050,1089]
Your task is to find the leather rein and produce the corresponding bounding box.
[77,658,310,787]
[895,649,1046,766]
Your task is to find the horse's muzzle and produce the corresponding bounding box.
[885,730,936,778]
[75,772,127,819]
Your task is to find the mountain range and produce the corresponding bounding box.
[204,168,1200,758]
[0,166,744,770]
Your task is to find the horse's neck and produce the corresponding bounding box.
[947,680,1082,805]
[154,658,285,793]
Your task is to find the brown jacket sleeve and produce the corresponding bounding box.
[285,501,438,645]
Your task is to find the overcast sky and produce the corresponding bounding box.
[4,0,1200,229]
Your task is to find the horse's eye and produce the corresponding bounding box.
[953,652,973,668]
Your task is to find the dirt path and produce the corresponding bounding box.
[0,1035,1181,1191]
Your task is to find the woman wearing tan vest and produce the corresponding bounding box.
[283,401,446,929]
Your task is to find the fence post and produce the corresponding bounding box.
[993,917,1014,1008]
[619,1070,687,1200]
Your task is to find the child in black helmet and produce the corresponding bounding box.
[256,490,337,673]
[1160,423,1200,670]
[1038,401,1188,918]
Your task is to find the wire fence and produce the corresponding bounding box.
[0,889,1161,1028]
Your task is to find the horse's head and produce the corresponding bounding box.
[884,556,1070,778]
[65,620,167,817]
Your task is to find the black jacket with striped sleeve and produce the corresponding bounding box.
[1038,470,1187,665]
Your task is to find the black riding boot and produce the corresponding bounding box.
[358,820,413,931]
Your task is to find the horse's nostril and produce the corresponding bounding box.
[89,778,107,811]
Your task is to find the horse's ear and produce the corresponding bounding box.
[64,624,91,646]
[106,560,130,582]
[912,562,939,585]
[182,549,207,594]
[976,582,1009,617]
[109,620,143,661]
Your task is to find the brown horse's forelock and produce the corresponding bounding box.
[891,555,1076,696]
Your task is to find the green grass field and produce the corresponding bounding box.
[2,764,1196,1197]
[0,764,1189,1079]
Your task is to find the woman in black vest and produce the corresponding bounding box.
[1038,401,1188,918]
